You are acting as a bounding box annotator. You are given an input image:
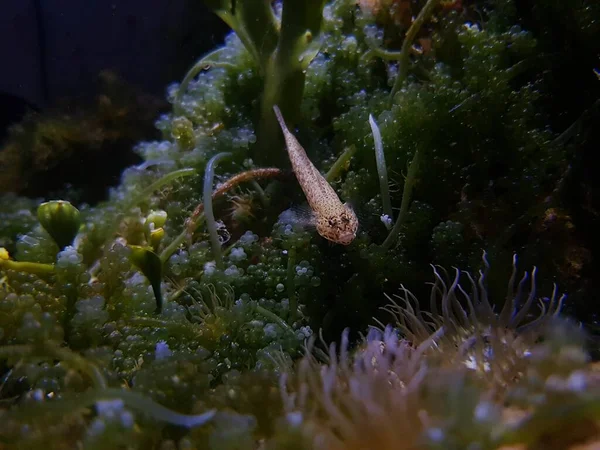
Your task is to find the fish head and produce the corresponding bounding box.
[315,204,359,245]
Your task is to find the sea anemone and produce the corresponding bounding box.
[278,327,437,450]
[377,251,566,388]
[275,253,573,449]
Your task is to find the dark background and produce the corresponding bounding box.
[0,0,229,131]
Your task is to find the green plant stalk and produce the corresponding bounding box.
[0,342,106,389]
[325,145,357,183]
[0,259,55,275]
[174,47,236,116]
[364,47,403,61]
[286,245,298,321]
[203,152,232,269]
[381,147,422,249]
[233,0,279,71]
[8,387,216,428]
[368,114,393,221]
[254,304,293,333]
[126,168,197,210]
[256,0,327,166]
[161,213,204,264]
[389,0,442,101]
[160,213,205,264]
[363,35,425,62]
[203,9,259,67]
[203,0,279,72]
[251,180,270,208]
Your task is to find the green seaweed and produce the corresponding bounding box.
[1,0,599,448]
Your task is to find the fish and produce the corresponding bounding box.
[273,105,358,245]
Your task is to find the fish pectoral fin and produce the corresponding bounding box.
[278,204,317,231]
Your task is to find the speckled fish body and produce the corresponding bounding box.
[273,105,358,245]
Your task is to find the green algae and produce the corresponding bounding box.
[1,0,599,448]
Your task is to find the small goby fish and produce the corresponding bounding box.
[273,105,358,245]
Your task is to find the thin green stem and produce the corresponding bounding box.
[1,342,215,428]
[214,10,263,68]
[126,168,196,211]
[8,387,215,428]
[160,212,205,264]
[49,343,107,389]
[389,0,441,101]
[203,152,232,269]
[0,342,107,389]
[381,147,422,249]
[363,37,424,63]
[0,259,54,275]
[372,47,404,60]
[254,305,293,333]
[174,47,235,116]
[363,45,403,61]
[369,114,393,221]
[286,246,298,321]
[325,145,357,183]
[233,0,279,71]
[251,180,270,208]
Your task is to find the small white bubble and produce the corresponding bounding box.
[299,326,312,338]
[224,265,240,277]
[120,411,135,428]
[286,411,303,427]
[567,371,588,392]
[380,214,393,229]
[230,247,247,262]
[155,340,172,360]
[32,389,44,402]
[426,427,445,443]
[87,418,106,437]
[96,399,125,418]
[204,261,217,276]
[264,323,278,338]
[474,401,495,422]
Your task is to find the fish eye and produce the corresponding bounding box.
[328,219,335,226]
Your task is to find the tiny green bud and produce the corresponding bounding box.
[145,210,168,248]
[149,228,165,252]
[129,245,164,313]
[37,200,81,250]
[146,210,168,230]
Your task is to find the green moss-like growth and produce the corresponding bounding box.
[1,0,599,448]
